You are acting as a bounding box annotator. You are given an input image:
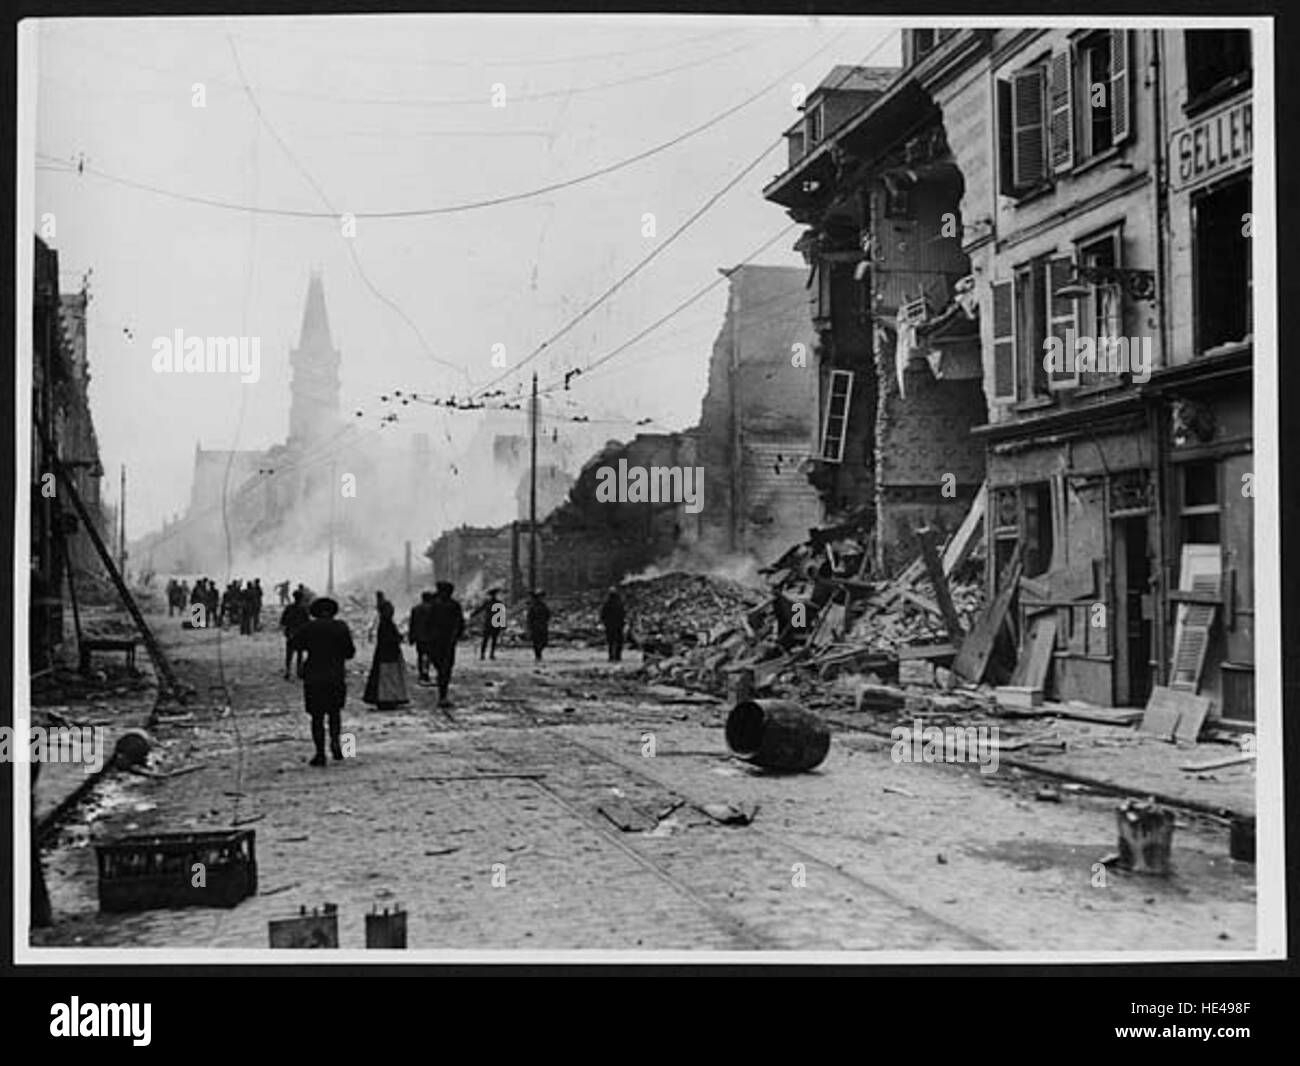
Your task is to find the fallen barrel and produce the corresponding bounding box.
[725,699,830,772]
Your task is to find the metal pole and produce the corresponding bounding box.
[119,464,126,576]
[327,460,337,595]
[529,371,538,592]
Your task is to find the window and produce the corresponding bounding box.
[805,102,824,146]
[1075,229,1124,384]
[1179,461,1220,544]
[1193,176,1252,353]
[998,31,1130,196]
[1022,482,1055,578]
[1185,30,1251,108]
[992,255,1068,402]
[1072,31,1130,161]
[912,28,936,61]
[818,369,854,463]
[1015,259,1050,399]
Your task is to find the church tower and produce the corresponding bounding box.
[288,272,342,448]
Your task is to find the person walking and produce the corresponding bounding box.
[280,588,311,680]
[424,581,465,707]
[166,578,178,617]
[205,580,220,629]
[526,589,551,662]
[408,591,435,683]
[363,599,409,710]
[600,587,627,662]
[276,579,290,607]
[289,596,356,766]
[239,582,255,636]
[477,587,506,661]
[251,578,264,632]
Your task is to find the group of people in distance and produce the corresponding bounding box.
[168,576,281,635]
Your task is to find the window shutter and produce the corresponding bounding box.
[1049,50,1074,173]
[992,281,1016,399]
[1012,66,1047,190]
[997,80,1015,197]
[1047,256,1078,389]
[1110,29,1131,144]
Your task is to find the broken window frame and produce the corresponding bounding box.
[817,368,854,464]
[1191,174,1253,354]
[1178,459,1222,546]
[1184,29,1252,114]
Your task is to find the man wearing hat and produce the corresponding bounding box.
[426,581,466,708]
[289,596,357,766]
[527,589,551,662]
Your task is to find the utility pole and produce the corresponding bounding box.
[118,464,126,577]
[528,371,538,593]
[327,459,337,595]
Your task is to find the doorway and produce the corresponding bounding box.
[1112,516,1153,706]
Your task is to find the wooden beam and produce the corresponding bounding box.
[941,479,987,576]
[917,525,965,642]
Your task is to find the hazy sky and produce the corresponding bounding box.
[28,15,899,538]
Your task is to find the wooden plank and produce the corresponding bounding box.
[897,642,957,660]
[1019,575,1050,602]
[941,480,987,576]
[917,525,965,642]
[1173,689,1214,744]
[596,799,656,833]
[1140,686,1189,741]
[1016,614,1058,691]
[1179,752,1256,773]
[995,685,1042,709]
[953,555,1022,683]
[900,588,943,616]
[1048,561,1096,602]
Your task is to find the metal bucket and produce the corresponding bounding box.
[725,699,830,772]
[1116,799,1175,875]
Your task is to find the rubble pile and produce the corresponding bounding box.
[643,508,989,698]
[547,571,765,650]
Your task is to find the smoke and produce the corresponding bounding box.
[619,543,767,591]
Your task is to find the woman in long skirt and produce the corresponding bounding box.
[362,598,409,710]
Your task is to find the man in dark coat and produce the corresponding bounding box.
[408,591,435,683]
[426,581,465,708]
[290,596,356,766]
[251,578,264,631]
[476,587,506,661]
[600,587,626,662]
[280,589,311,680]
[527,589,551,662]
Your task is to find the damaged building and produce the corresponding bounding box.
[695,263,823,562]
[31,238,111,670]
[908,27,1253,716]
[763,56,989,578]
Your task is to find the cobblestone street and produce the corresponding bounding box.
[32,611,1255,953]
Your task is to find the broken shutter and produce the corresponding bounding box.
[997,79,1016,197]
[992,280,1016,399]
[1170,545,1221,692]
[1049,49,1074,173]
[1011,65,1047,191]
[1047,255,1079,389]
[818,369,853,463]
[1110,29,1131,145]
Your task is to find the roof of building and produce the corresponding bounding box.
[813,65,899,97]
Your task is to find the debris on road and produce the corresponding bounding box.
[697,801,760,826]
